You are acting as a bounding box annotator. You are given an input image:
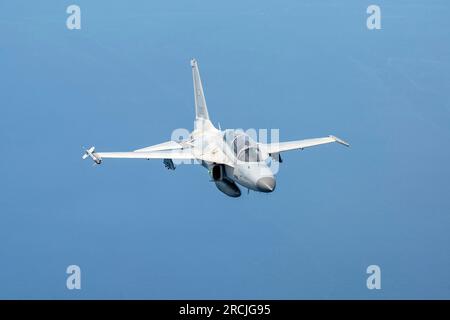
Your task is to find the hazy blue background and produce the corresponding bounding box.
[0,0,449,299]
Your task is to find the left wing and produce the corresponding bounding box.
[261,135,349,155]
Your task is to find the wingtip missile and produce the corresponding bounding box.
[82,146,102,164]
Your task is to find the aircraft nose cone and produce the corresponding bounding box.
[256,177,276,193]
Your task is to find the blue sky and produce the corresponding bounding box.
[0,0,449,299]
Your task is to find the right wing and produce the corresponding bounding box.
[82,145,234,166]
[82,146,198,165]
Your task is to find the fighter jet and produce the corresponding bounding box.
[83,59,349,197]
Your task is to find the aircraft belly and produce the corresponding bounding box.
[214,179,241,197]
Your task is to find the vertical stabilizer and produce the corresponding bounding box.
[191,59,210,121]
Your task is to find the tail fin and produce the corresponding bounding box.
[191,59,210,121]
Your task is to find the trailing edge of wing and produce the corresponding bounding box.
[133,140,184,152]
[95,150,197,160]
[262,135,350,154]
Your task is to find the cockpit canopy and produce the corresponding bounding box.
[223,130,264,163]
